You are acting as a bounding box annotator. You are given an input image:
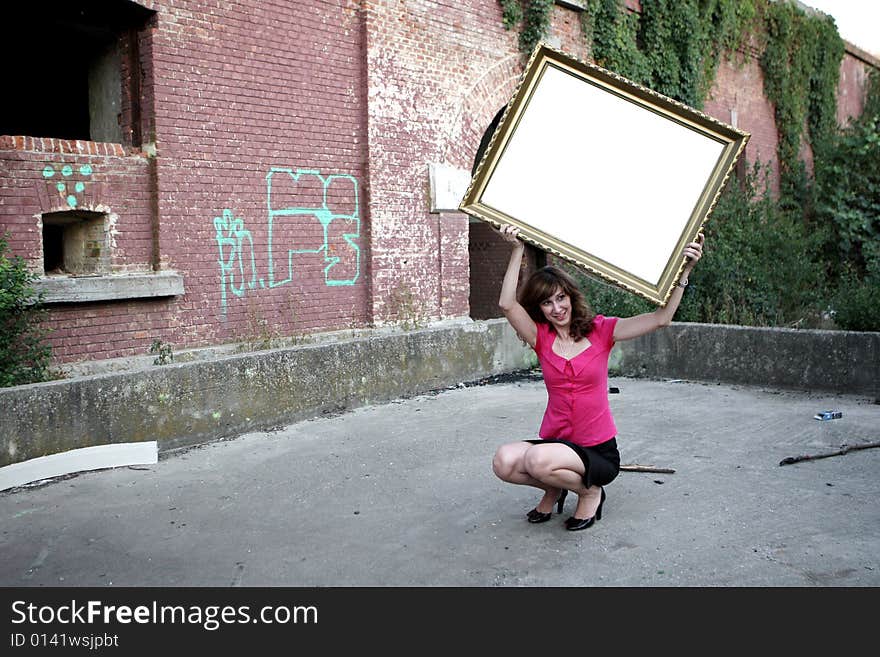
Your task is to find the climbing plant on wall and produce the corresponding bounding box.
[498,0,838,153]
[500,0,555,58]
[812,71,880,331]
[638,0,758,108]
[499,0,756,109]
[586,0,759,107]
[581,0,648,84]
[0,234,53,387]
[760,0,843,211]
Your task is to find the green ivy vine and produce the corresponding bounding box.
[760,0,843,210]
[640,0,758,108]
[500,1,757,109]
[500,0,555,57]
[581,0,648,84]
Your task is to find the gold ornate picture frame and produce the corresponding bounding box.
[459,44,750,305]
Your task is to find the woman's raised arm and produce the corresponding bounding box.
[613,234,704,342]
[497,225,538,348]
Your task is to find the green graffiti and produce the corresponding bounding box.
[42,162,93,208]
[266,168,360,288]
[213,168,361,312]
[213,208,258,310]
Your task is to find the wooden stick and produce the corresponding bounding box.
[620,463,676,474]
[779,440,880,466]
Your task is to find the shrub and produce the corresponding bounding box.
[831,270,880,332]
[0,234,53,387]
[811,71,880,331]
[685,163,829,327]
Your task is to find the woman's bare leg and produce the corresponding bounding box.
[493,442,550,489]
[493,442,565,512]
[522,443,603,518]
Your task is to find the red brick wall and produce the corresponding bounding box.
[361,1,588,324]
[362,0,513,324]
[468,221,508,321]
[837,47,878,126]
[0,142,157,362]
[1,1,877,368]
[469,221,544,321]
[703,42,878,197]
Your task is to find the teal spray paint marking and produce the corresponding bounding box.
[213,209,258,311]
[42,163,93,208]
[213,168,361,312]
[266,168,360,288]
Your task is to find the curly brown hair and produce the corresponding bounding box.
[519,266,596,340]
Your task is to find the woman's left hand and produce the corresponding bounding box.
[682,233,705,270]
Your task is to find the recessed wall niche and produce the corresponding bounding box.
[42,210,110,276]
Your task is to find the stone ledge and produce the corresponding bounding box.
[34,271,185,303]
[0,135,132,156]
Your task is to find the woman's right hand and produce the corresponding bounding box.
[496,223,537,347]
[496,224,523,247]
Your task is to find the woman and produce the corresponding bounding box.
[492,224,703,531]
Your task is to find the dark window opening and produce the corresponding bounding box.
[2,1,154,145]
[43,224,66,274]
[42,210,109,276]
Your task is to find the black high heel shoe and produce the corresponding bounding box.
[565,487,605,531]
[526,489,568,523]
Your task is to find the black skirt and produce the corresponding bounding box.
[525,436,620,488]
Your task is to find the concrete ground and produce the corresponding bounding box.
[1,373,878,587]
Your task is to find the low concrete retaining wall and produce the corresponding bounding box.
[0,319,533,468]
[614,322,879,399]
[2,319,876,469]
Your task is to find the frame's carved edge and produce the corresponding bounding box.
[465,207,660,305]
[521,232,660,306]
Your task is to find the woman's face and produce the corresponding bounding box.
[540,286,571,329]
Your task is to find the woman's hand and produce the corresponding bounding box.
[496,224,524,248]
[682,233,705,273]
